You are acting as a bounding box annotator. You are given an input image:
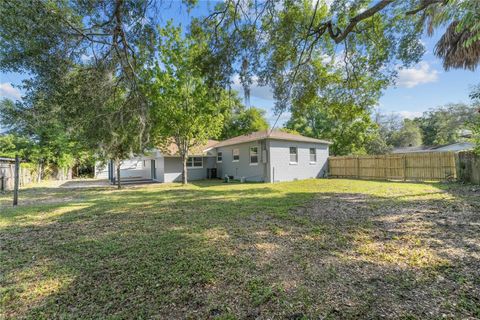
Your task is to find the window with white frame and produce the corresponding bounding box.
[232,148,240,161]
[289,147,298,163]
[187,156,203,168]
[217,152,223,163]
[250,146,258,165]
[309,148,317,163]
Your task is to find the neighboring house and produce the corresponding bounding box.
[392,142,475,154]
[430,142,475,152]
[95,130,331,183]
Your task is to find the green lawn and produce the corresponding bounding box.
[1,179,479,319]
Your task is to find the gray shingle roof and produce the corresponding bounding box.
[213,130,331,148]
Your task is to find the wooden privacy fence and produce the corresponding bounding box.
[328,152,457,181]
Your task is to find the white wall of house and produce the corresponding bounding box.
[268,140,329,182]
[163,156,216,183]
[142,157,165,182]
[94,140,329,183]
[95,158,147,179]
[216,141,267,182]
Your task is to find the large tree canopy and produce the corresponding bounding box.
[193,0,479,116]
[1,0,479,168]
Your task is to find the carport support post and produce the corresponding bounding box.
[13,155,19,206]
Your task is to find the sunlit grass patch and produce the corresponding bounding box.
[1,260,75,319]
[0,204,92,229]
[0,179,478,319]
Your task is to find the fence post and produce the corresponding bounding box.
[13,155,19,206]
[1,176,4,192]
[356,157,360,179]
[384,155,387,180]
[403,154,407,181]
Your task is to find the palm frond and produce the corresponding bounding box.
[435,21,480,71]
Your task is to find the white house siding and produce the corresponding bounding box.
[141,157,165,182]
[216,141,267,182]
[163,156,216,182]
[95,158,147,179]
[268,140,328,182]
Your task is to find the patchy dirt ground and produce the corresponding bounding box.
[285,188,480,318]
[1,179,479,319]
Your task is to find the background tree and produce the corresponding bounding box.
[470,89,480,154]
[286,99,379,156]
[364,133,393,155]
[374,112,423,150]
[0,98,81,181]
[145,26,227,184]
[0,133,28,159]
[374,112,402,145]
[220,94,269,139]
[416,103,477,146]
[389,119,423,148]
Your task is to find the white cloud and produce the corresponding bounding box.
[394,110,423,119]
[396,62,439,88]
[80,54,91,63]
[0,82,22,100]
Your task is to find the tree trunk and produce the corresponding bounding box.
[181,154,188,185]
[116,160,121,189]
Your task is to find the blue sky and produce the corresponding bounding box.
[1,1,478,126]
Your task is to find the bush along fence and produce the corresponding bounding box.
[328,152,457,181]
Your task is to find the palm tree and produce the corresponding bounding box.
[420,0,480,71]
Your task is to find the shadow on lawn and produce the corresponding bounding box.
[1,182,479,319]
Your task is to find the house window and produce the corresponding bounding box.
[187,156,203,168]
[217,152,223,163]
[309,148,316,163]
[232,149,240,162]
[289,147,298,164]
[250,146,258,165]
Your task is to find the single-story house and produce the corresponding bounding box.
[95,130,331,183]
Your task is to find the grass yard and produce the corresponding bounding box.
[1,179,479,319]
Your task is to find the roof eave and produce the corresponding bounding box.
[266,137,333,145]
[213,137,332,148]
